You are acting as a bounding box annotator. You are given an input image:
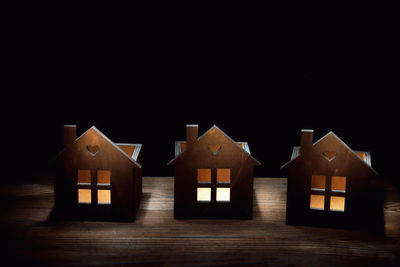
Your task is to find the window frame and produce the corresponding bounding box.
[96,170,111,206]
[76,169,112,206]
[309,174,346,212]
[77,169,92,204]
[196,168,231,203]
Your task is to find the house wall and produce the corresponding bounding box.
[173,129,256,219]
[55,128,139,221]
[286,134,373,226]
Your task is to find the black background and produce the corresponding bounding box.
[4,7,398,185]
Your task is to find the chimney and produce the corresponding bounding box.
[64,125,76,147]
[186,124,198,148]
[300,129,313,157]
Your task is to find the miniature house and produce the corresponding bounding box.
[54,125,142,221]
[168,125,261,219]
[281,129,378,227]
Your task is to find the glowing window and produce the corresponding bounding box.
[217,168,231,184]
[97,170,111,185]
[310,194,324,210]
[197,188,211,202]
[216,188,230,202]
[311,175,326,191]
[331,176,346,193]
[78,170,91,185]
[330,196,345,212]
[97,189,111,205]
[78,189,91,204]
[197,169,211,184]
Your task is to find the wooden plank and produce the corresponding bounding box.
[0,177,399,266]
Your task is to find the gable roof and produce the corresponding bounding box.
[280,131,378,175]
[167,125,261,166]
[63,126,142,168]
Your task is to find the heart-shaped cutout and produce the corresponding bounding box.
[208,144,222,155]
[322,151,336,162]
[87,145,100,156]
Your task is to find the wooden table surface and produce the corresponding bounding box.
[0,177,399,267]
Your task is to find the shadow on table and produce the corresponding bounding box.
[43,192,152,223]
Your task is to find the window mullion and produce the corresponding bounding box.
[211,168,216,202]
[325,175,332,211]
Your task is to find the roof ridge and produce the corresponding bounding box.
[168,125,261,166]
[281,131,378,175]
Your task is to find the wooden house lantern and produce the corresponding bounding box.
[281,129,378,227]
[168,125,261,219]
[54,125,143,221]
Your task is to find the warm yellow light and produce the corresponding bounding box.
[311,174,325,191]
[197,169,211,183]
[310,194,324,210]
[197,188,211,202]
[216,188,230,202]
[97,170,111,185]
[98,189,111,204]
[217,169,231,184]
[331,176,346,192]
[78,170,91,184]
[330,196,345,212]
[78,189,91,204]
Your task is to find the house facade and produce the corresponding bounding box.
[55,125,142,221]
[281,129,378,227]
[168,125,261,219]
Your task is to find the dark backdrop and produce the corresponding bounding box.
[5,11,398,184]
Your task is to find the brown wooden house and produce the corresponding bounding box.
[168,125,261,219]
[54,125,142,221]
[281,129,378,227]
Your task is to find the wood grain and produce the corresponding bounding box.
[0,177,399,266]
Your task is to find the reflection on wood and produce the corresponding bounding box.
[0,177,399,266]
